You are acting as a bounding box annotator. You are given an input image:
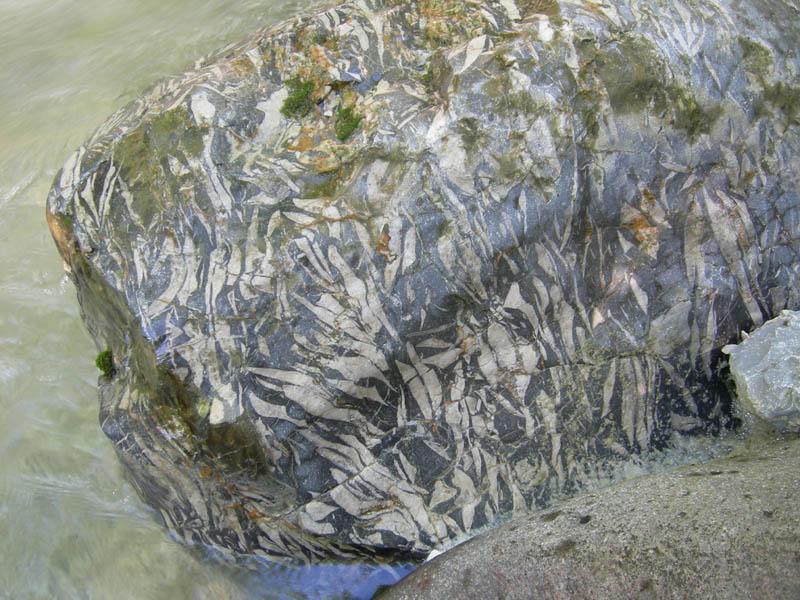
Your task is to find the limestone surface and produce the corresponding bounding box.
[724,311,800,432]
[46,0,800,563]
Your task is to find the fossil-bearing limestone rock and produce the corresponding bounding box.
[46,0,800,563]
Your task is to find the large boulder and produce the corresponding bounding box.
[46,0,800,563]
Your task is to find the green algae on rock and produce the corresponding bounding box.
[47,0,800,565]
[280,77,315,118]
[334,105,362,140]
[95,350,114,377]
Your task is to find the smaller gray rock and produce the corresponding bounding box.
[724,310,800,433]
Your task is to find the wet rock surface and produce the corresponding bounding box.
[46,0,800,563]
[380,433,800,600]
[725,311,800,433]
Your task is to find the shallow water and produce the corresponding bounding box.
[0,1,417,597]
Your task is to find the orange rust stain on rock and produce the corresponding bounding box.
[287,135,315,152]
[310,45,333,71]
[624,212,660,256]
[230,57,255,76]
[46,209,76,264]
[248,508,275,520]
[374,224,393,260]
[310,154,342,173]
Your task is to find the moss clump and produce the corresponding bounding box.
[420,66,434,90]
[738,36,773,74]
[457,117,482,152]
[668,84,722,140]
[334,106,362,141]
[95,350,114,377]
[310,31,329,46]
[304,174,338,198]
[280,77,315,118]
[593,36,721,140]
[421,50,453,98]
[597,38,669,114]
[437,218,454,239]
[574,88,601,141]
[763,81,800,125]
[615,77,667,112]
[496,150,525,181]
[111,107,208,227]
[734,36,798,127]
[114,107,202,180]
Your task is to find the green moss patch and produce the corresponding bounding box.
[456,117,482,152]
[115,107,203,178]
[111,107,207,226]
[668,84,722,139]
[483,70,538,116]
[495,150,525,181]
[593,36,721,140]
[95,349,114,377]
[280,77,315,118]
[596,37,669,114]
[763,81,800,125]
[334,106,362,141]
[738,36,773,75]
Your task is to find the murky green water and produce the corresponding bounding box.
[0,1,414,597]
